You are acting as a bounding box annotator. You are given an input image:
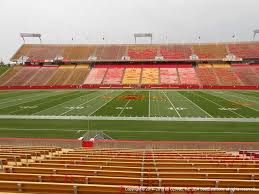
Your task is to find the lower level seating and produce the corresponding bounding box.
[65,65,89,85]
[160,68,179,84]
[178,68,200,85]
[46,65,75,86]
[26,66,58,86]
[232,65,259,86]
[0,148,259,193]
[102,67,124,85]
[213,64,243,86]
[84,68,107,84]
[122,68,142,84]
[195,65,220,86]
[252,65,259,77]
[0,66,22,86]
[4,67,40,86]
[141,68,159,84]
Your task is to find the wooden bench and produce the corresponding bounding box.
[5,166,259,177]
[0,181,258,194]
[0,173,259,187]
[27,162,259,170]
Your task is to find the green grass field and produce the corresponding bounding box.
[0,89,259,141]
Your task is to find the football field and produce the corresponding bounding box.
[0,89,259,118]
[0,89,259,141]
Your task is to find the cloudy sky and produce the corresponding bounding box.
[1,0,259,62]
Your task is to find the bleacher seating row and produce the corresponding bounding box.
[11,42,259,62]
[0,147,259,193]
[1,64,259,87]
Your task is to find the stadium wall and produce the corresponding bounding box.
[0,85,258,90]
[1,138,259,150]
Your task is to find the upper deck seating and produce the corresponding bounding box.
[193,44,228,59]
[160,68,179,84]
[102,67,124,85]
[11,44,32,61]
[195,64,220,86]
[84,68,107,84]
[228,42,259,59]
[128,45,158,60]
[122,68,142,84]
[63,45,96,61]
[178,67,200,85]
[0,66,22,86]
[26,66,58,86]
[160,45,192,59]
[232,64,259,86]
[46,65,75,86]
[213,64,243,86]
[95,45,126,60]
[26,46,63,62]
[141,68,159,84]
[65,65,89,85]
[4,67,40,86]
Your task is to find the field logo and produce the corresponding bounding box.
[101,95,114,100]
[117,94,145,101]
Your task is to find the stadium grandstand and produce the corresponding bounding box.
[0,41,258,90]
[1,0,259,193]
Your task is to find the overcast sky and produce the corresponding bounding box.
[1,0,259,62]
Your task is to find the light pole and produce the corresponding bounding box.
[253,29,259,40]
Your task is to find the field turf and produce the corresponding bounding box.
[0,89,258,141]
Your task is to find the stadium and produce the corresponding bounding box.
[0,0,259,193]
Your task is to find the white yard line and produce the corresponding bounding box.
[1,115,259,122]
[149,90,151,117]
[118,100,131,117]
[59,91,108,116]
[194,92,245,118]
[88,91,122,116]
[177,92,213,118]
[162,91,181,117]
